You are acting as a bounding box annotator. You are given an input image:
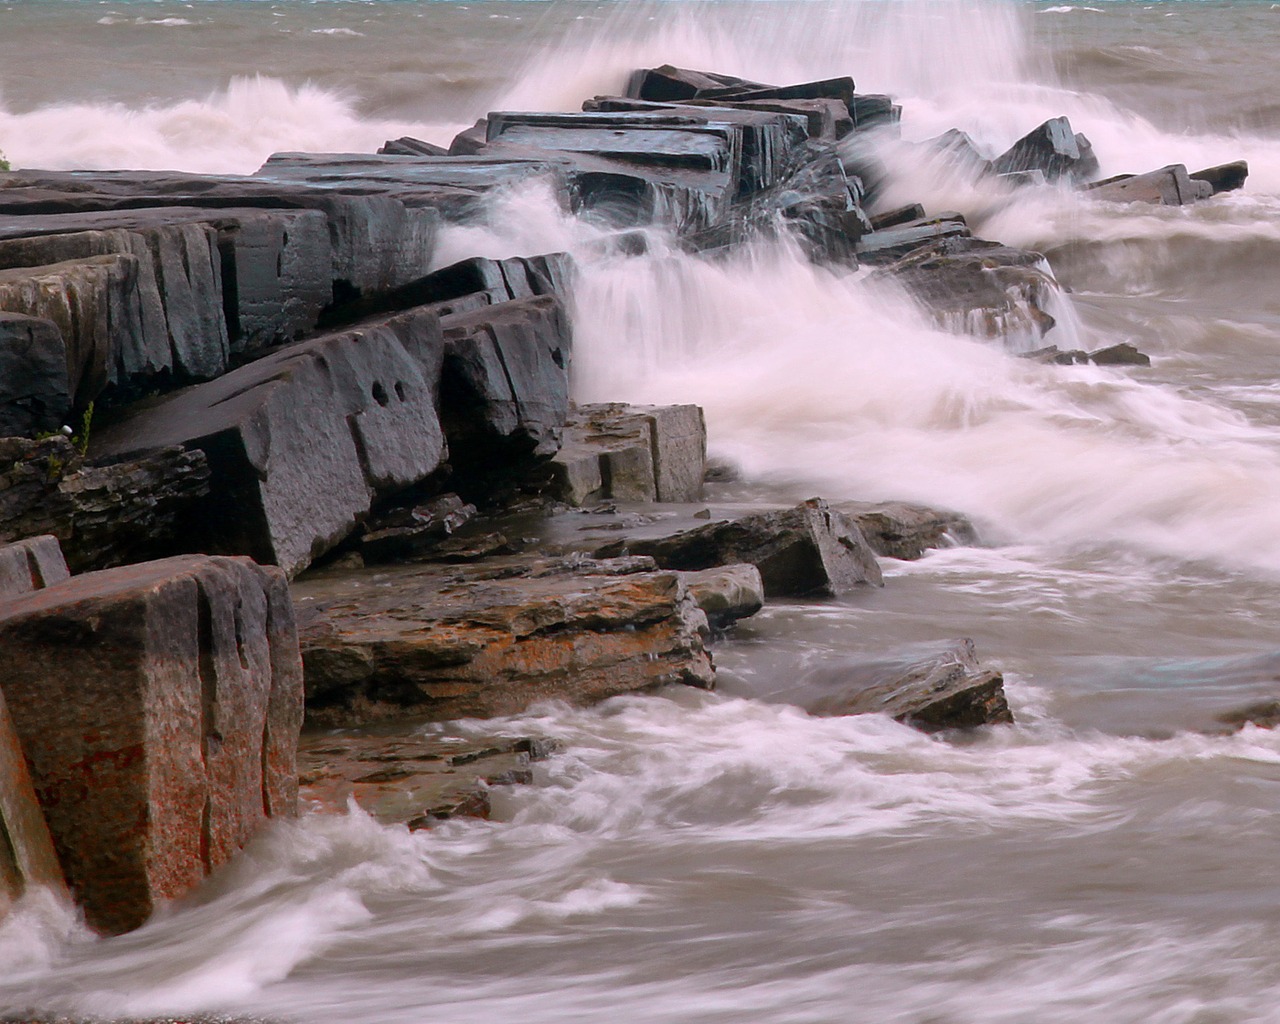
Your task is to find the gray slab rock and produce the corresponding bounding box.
[798,638,1013,732]
[0,253,147,407]
[439,294,571,474]
[293,556,715,727]
[1084,164,1206,206]
[625,65,769,103]
[679,563,764,628]
[0,535,69,599]
[92,311,448,577]
[0,206,332,359]
[0,554,303,935]
[0,312,70,436]
[603,498,883,597]
[992,117,1099,183]
[855,216,970,266]
[1190,160,1248,195]
[836,501,977,560]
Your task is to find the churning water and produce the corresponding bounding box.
[3,2,1280,1022]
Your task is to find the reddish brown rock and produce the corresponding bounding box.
[0,554,303,934]
[294,556,714,727]
[0,686,68,921]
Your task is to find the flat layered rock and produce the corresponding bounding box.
[1190,160,1248,195]
[0,437,212,574]
[793,638,1013,731]
[1084,164,1211,206]
[0,554,304,934]
[92,310,447,577]
[599,498,883,597]
[294,556,715,727]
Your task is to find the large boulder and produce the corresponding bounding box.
[0,554,304,934]
[92,310,447,577]
[601,498,884,596]
[295,556,715,726]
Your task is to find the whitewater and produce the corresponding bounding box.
[3,1,1280,1021]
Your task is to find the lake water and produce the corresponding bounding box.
[3,2,1280,1022]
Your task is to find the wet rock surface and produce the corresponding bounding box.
[0,554,303,935]
[752,638,1012,732]
[597,498,884,597]
[294,554,715,727]
[300,728,561,828]
[836,501,978,560]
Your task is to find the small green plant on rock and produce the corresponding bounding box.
[74,401,94,457]
[0,150,9,172]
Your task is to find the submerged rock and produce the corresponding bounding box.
[836,501,978,560]
[294,556,715,727]
[0,554,304,935]
[300,730,560,829]
[799,638,1013,732]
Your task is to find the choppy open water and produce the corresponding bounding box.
[4,2,1280,1021]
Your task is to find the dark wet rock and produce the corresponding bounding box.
[549,403,706,505]
[0,312,70,436]
[798,638,1013,732]
[848,94,901,132]
[0,683,68,923]
[872,236,1058,340]
[600,498,883,597]
[294,556,714,727]
[379,137,450,157]
[1216,699,1280,731]
[1089,342,1151,366]
[300,729,560,829]
[1190,160,1248,195]
[438,294,571,488]
[323,251,573,328]
[1022,344,1089,365]
[357,494,478,564]
[1084,164,1208,206]
[448,119,489,155]
[836,501,977,560]
[679,563,764,629]
[0,436,212,574]
[992,117,1099,183]
[625,65,769,103]
[92,310,447,577]
[855,215,971,266]
[0,554,303,935]
[0,206,333,364]
[869,204,926,231]
[700,77,858,109]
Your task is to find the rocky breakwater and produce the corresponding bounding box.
[0,62,1069,937]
